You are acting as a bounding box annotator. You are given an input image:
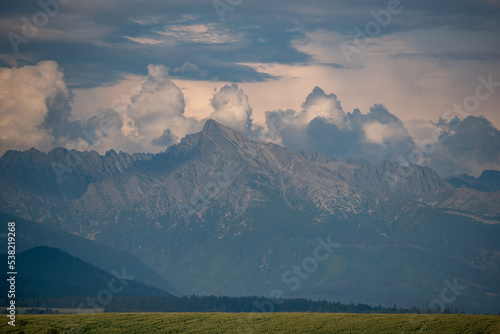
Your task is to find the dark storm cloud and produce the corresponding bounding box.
[2,0,497,88]
[152,129,178,147]
[42,86,83,143]
[306,107,416,163]
[428,116,500,177]
[266,87,415,164]
[0,0,310,87]
[393,52,500,61]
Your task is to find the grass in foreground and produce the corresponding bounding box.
[1,313,499,333]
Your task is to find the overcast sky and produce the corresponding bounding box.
[0,0,499,177]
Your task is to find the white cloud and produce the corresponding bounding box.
[157,23,241,44]
[299,86,346,127]
[120,64,202,150]
[210,84,254,134]
[65,64,207,154]
[363,121,408,146]
[123,36,163,45]
[0,60,73,155]
[128,16,164,26]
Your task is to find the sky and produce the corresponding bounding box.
[0,0,499,177]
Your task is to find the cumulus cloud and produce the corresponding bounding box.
[265,87,415,163]
[299,87,346,126]
[128,65,184,135]
[425,116,500,177]
[0,61,206,155]
[209,84,256,135]
[112,64,203,152]
[61,63,211,154]
[0,60,80,155]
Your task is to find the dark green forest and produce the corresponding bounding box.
[2,295,477,315]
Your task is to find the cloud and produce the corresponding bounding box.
[425,116,500,177]
[123,36,163,45]
[0,61,258,155]
[363,121,409,146]
[0,14,113,46]
[157,23,241,44]
[151,128,178,147]
[172,61,208,79]
[209,84,255,134]
[0,60,79,155]
[300,87,346,126]
[265,87,415,163]
[236,24,500,131]
[0,61,206,155]
[119,64,202,151]
[60,63,207,154]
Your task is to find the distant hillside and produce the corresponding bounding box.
[446,170,500,192]
[0,247,171,298]
[0,211,179,295]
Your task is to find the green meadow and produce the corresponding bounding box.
[1,313,499,333]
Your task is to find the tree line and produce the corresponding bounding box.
[0,295,474,314]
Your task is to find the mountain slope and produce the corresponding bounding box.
[0,211,178,294]
[0,120,499,312]
[0,247,171,298]
[0,148,152,222]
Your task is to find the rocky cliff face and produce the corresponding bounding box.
[0,147,152,221]
[1,120,481,225]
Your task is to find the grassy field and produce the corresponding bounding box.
[16,308,104,314]
[1,313,499,333]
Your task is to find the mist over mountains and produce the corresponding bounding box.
[1,120,499,313]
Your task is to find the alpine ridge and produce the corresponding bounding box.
[1,120,499,312]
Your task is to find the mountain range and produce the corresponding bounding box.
[0,120,499,313]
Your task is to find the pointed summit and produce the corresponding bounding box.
[190,118,264,160]
[200,119,246,143]
[201,119,232,135]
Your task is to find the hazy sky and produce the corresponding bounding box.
[0,0,499,177]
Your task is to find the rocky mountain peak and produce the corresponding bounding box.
[201,118,226,133]
[200,119,248,145]
[184,119,263,162]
